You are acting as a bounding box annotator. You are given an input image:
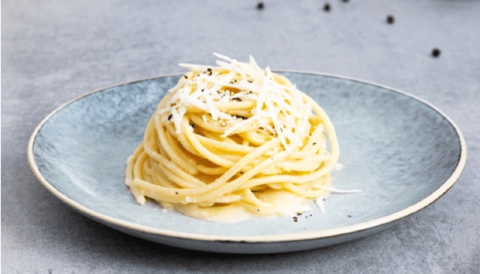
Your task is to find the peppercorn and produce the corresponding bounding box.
[387,15,394,24]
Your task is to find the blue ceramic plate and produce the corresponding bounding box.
[28,72,466,254]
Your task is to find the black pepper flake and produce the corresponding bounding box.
[168,114,173,121]
[190,124,195,128]
[297,212,302,216]
[235,115,247,120]
[175,192,178,195]
[323,3,331,12]
[387,15,394,24]
[184,75,188,79]
[248,80,253,83]
[432,48,441,58]
[257,2,264,10]
[201,89,204,92]
[232,98,242,102]
[312,142,317,145]
[257,209,260,212]
[342,0,349,2]
[207,68,212,76]
[348,215,352,218]
[240,171,244,174]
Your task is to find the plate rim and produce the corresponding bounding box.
[27,70,467,243]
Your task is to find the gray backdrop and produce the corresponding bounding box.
[3,0,479,273]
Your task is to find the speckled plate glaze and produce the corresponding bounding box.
[28,72,466,254]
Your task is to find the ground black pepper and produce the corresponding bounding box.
[184,75,188,79]
[257,2,264,10]
[168,114,172,121]
[432,48,441,57]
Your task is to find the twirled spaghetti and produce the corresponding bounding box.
[125,54,340,222]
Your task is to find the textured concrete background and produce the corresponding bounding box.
[2,0,480,273]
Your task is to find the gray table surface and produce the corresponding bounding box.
[2,0,480,273]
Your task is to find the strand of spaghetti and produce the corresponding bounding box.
[195,134,254,154]
[193,151,290,202]
[132,138,280,198]
[183,118,235,167]
[240,189,272,207]
[238,166,335,190]
[125,143,143,186]
[164,118,199,157]
[151,153,206,188]
[153,115,198,174]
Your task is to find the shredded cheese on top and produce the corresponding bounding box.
[160,53,313,153]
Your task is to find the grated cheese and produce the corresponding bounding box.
[160,53,313,153]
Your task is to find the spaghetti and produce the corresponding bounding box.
[125,54,340,222]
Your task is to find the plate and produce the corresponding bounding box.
[28,72,466,254]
